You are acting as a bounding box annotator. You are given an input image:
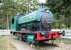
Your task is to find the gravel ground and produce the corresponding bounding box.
[0,30,71,50]
[9,35,71,50]
[0,35,71,50]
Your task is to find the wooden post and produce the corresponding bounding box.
[7,14,9,29]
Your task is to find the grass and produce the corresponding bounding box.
[0,36,7,50]
[54,38,71,44]
[0,36,17,50]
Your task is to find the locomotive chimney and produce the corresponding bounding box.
[38,0,46,8]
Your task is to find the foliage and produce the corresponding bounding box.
[0,0,71,29]
[47,0,71,28]
[0,0,38,29]
[48,0,71,17]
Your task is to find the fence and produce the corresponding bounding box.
[0,29,10,35]
[52,29,71,39]
[0,29,71,39]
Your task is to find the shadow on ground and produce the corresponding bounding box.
[27,42,59,50]
[35,42,58,47]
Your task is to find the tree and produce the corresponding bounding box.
[47,0,71,28]
[0,0,38,29]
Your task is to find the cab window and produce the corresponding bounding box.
[12,18,14,24]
